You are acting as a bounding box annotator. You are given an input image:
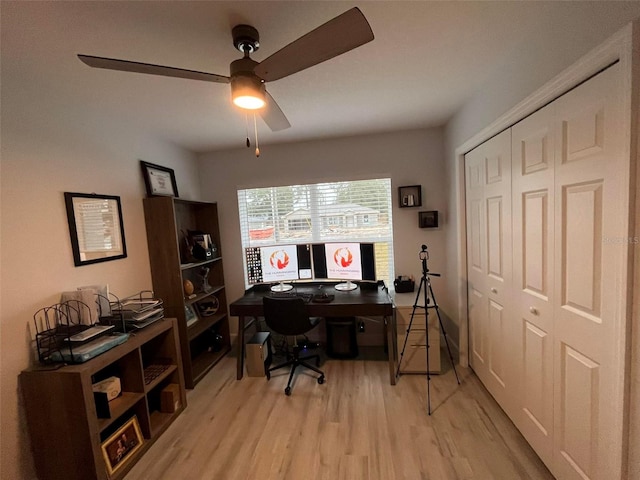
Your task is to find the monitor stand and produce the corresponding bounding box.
[270,282,293,292]
[334,280,358,291]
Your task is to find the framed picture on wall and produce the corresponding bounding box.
[140,161,179,197]
[419,210,439,229]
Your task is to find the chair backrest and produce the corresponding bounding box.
[262,296,315,336]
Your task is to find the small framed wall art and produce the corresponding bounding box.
[419,210,439,229]
[140,161,179,197]
[64,192,127,266]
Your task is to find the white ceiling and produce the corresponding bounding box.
[3,1,640,154]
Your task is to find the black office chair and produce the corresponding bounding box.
[262,296,325,395]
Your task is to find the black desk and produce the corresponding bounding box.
[229,282,397,385]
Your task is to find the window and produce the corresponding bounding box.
[237,178,394,288]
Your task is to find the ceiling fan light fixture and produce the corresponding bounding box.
[231,75,266,110]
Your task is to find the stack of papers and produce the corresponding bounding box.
[112,299,164,328]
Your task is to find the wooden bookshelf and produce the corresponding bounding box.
[20,318,185,480]
[143,197,231,388]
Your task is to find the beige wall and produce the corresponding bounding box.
[197,128,456,338]
[1,97,202,479]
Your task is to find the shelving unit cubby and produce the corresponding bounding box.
[20,318,185,480]
[143,197,231,388]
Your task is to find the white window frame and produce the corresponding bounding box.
[237,178,394,288]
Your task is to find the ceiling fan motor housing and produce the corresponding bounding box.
[230,57,265,108]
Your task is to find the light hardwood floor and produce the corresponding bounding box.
[125,349,554,480]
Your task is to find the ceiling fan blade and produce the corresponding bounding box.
[260,91,291,131]
[254,7,374,82]
[77,54,230,83]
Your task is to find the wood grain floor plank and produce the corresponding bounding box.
[125,352,554,480]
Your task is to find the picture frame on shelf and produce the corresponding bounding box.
[140,161,179,197]
[185,304,198,328]
[101,416,144,476]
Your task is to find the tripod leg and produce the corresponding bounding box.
[424,279,431,415]
[395,277,426,378]
[428,282,460,385]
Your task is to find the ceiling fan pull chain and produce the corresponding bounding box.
[254,113,260,157]
[245,113,251,148]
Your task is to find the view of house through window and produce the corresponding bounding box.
[237,178,394,288]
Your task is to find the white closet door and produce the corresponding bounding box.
[552,63,626,480]
[465,129,514,413]
[511,103,556,467]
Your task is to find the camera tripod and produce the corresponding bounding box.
[396,245,460,415]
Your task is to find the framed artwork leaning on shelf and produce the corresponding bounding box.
[140,160,179,197]
[101,416,144,475]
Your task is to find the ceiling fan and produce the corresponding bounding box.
[77,7,374,133]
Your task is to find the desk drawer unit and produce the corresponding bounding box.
[396,307,440,373]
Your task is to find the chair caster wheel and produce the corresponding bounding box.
[317,376,325,385]
[284,386,292,396]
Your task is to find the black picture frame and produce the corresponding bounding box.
[140,161,179,197]
[64,192,128,267]
[419,210,439,228]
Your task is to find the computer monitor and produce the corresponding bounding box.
[312,242,376,291]
[245,244,312,292]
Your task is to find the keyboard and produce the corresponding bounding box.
[268,292,313,303]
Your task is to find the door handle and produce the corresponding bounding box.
[490,287,498,294]
[529,306,539,315]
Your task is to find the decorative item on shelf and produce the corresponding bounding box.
[101,416,144,476]
[160,384,181,413]
[140,160,179,198]
[398,185,422,208]
[196,296,219,317]
[179,229,196,264]
[197,267,213,293]
[92,376,122,419]
[92,376,121,401]
[394,275,415,293]
[185,305,198,328]
[183,279,195,298]
[419,210,439,228]
[143,364,171,385]
[203,327,225,353]
[188,230,217,260]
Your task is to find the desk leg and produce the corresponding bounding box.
[385,314,397,385]
[236,315,245,380]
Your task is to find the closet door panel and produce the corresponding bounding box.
[465,129,514,414]
[466,149,488,372]
[553,63,626,480]
[511,103,555,466]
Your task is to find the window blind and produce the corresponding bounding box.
[237,178,394,288]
